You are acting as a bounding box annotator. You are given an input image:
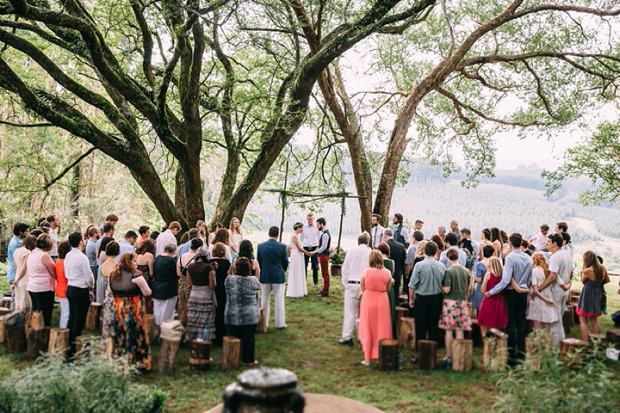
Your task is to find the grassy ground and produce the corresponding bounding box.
[0,265,619,412]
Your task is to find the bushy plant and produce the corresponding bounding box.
[329,248,346,265]
[493,330,615,412]
[0,341,165,413]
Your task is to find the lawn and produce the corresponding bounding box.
[0,264,619,412]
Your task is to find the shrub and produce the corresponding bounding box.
[329,248,346,265]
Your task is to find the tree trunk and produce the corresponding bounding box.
[27,326,50,360]
[222,336,241,371]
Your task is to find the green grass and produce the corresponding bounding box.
[1,271,619,412]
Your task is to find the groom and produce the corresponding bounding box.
[257,226,289,329]
[315,217,331,297]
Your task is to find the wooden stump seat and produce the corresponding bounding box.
[222,336,241,371]
[451,339,473,372]
[378,339,399,371]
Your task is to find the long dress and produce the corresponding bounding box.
[209,258,231,345]
[137,263,153,314]
[527,268,558,323]
[358,268,392,361]
[13,248,31,310]
[186,261,217,341]
[383,258,397,339]
[477,273,508,328]
[286,235,307,298]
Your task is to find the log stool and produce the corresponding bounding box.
[562,307,572,335]
[398,317,415,349]
[606,328,620,350]
[588,333,607,354]
[222,336,241,371]
[417,340,437,370]
[482,329,507,371]
[569,290,580,305]
[256,308,267,334]
[525,336,550,370]
[189,339,212,372]
[157,319,185,373]
[0,297,11,309]
[395,306,408,329]
[451,339,473,372]
[147,314,157,344]
[85,302,102,330]
[559,338,588,367]
[0,307,10,317]
[0,315,6,344]
[48,328,70,359]
[27,326,50,360]
[378,339,399,370]
[6,324,26,352]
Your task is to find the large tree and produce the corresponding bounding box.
[0,0,436,229]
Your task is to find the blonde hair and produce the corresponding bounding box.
[368,250,384,269]
[229,217,243,236]
[415,241,427,258]
[531,252,550,279]
[487,257,503,278]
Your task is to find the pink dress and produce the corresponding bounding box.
[358,268,392,361]
[477,273,508,328]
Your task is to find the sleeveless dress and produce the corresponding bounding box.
[526,268,558,323]
[383,258,397,339]
[13,248,31,310]
[358,268,392,361]
[286,235,307,298]
[576,267,607,317]
[470,262,486,310]
[477,273,507,328]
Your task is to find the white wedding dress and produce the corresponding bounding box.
[286,234,308,297]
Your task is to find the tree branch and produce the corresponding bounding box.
[43,147,96,190]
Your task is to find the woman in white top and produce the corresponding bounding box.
[12,235,37,312]
[286,222,314,298]
[526,252,558,331]
[210,228,233,263]
[229,217,243,254]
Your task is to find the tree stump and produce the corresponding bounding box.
[606,328,620,350]
[482,329,507,371]
[222,336,241,371]
[559,338,588,368]
[0,315,6,344]
[395,306,408,329]
[525,336,546,370]
[256,308,267,334]
[6,324,26,352]
[0,307,10,317]
[562,307,572,334]
[398,317,415,349]
[0,297,11,309]
[75,335,91,354]
[26,326,50,360]
[48,328,70,359]
[85,302,102,331]
[451,339,473,372]
[465,320,483,347]
[417,340,437,370]
[27,311,45,330]
[189,339,212,372]
[378,339,399,371]
[147,314,157,344]
[158,338,182,373]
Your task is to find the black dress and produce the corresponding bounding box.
[209,258,231,345]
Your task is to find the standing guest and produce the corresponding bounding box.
[490,227,502,258]
[478,257,508,337]
[177,238,203,326]
[98,214,119,237]
[82,224,95,242]
[555,221,568,234]
[471,245,495,316]
[300,212,320,286]
[404,231,425,292]
[257,226,289,329]
[178,228,200,258]
[539,233,573,345]
[85,227,101,282]
[358,250,392,365]
[96,236,115,303]
[430,234,445,255]
[186,252,217,341]
[383,228,406,297]
[576,251,609,341]
[561,232,574,258]
[55,241,71,328]
[437,226,447,241]
[339,234,371,346]
[99,241,120,337]
[459,228,478,264]
[526,253,558,332]
[12,235,36,313]
[392,213,410,249]
[95,222,115,256]
[286,223,310,298]
[413,219,424,232]
[211,228,233,263]
[208,222,223,245]
[155,221,181,257]
[485,233,531,363]
[7,222,29,284]
[195,220,207,244]
[449,220,459,236]
[109,253,152,370]
[234,240,260,277]
[370,214,384,249]
[136,239,155,314]
[315,218,331,297]
[408,241,445,353]
[25,234,57,326]
[225,257,261,365]
[46,214,60,261]
[229,217,244,254]
[500,230,511,259]
[440,249,472,371]
[117,230,138,261]
[150,231,160,242]
[529,224,549,251]
[210,242,232,344]
[376,242,397,340]
[439,233,467,268]
[65,232,95,349]
[478,228,492,261]
[152,243,179,329]
[137,226,150,248]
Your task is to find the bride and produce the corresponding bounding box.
[286,222,313,297]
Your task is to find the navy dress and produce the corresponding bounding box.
[470,262,486,310]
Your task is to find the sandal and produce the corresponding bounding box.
[360,360,370,366]
[246,360,260,366]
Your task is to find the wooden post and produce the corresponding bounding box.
[256,308,267,334]
[417,340,437,370]
[189,339,212,372]
[147,314,157,344]
[451,339,473,372]
[6,324,26,352]
[0,315,6,344]
[482,329,507,371]
[158,338,182,373]
[378,339,399,370]
[606,328,620,350]
[559,338,588,368]
[26,326,50,360]
[85,302,102,331]
[0,307,10,317]
[48,328,70,359]
[0,297,11,308]
[399,317,415,349]
[395,306,408,330]
[562,307,572,334]
[222,336,241,371]
[525,337,542,369]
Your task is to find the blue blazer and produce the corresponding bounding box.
[257,238,289,284]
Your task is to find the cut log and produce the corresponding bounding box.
[0,297,11,308]
[85,302,102,331]
[157,338,182,373]
[26,326,50,360]
[0,315,6,344]
[606,328,620,350]
[189,339,212,372]
[256,308,267,334]
[147,314,157,344]
[398,317,415,349]
[562,307,572,335]
[378,339,399,371]
[525,336,546,370]
[0,307,10,317]
[559,338,588,368]
[48,328,70,359]
[395,306,408,329]
[588,333,607,354]
[567,305,575,327]
[482,329,507,371]
[6,324,26,352]
[451,339,473,372]
[222,336,241,371]
[417,340,437,371]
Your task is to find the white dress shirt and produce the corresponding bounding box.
[300,224,319,247]
[64,248,94,289]
[371,225,384,248]
[49,228,58,257]
[155,229,178,257]
[341,244,371,285]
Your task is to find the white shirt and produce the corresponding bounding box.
[549,249,573,292]
[529,232,548,250]
[341,244,371,285]
[393,224,410,244]
[371,225,384,248]
[300,224,319,247]
[49,228,58,257]
[155,229,178,257]
[64,248,94,289]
